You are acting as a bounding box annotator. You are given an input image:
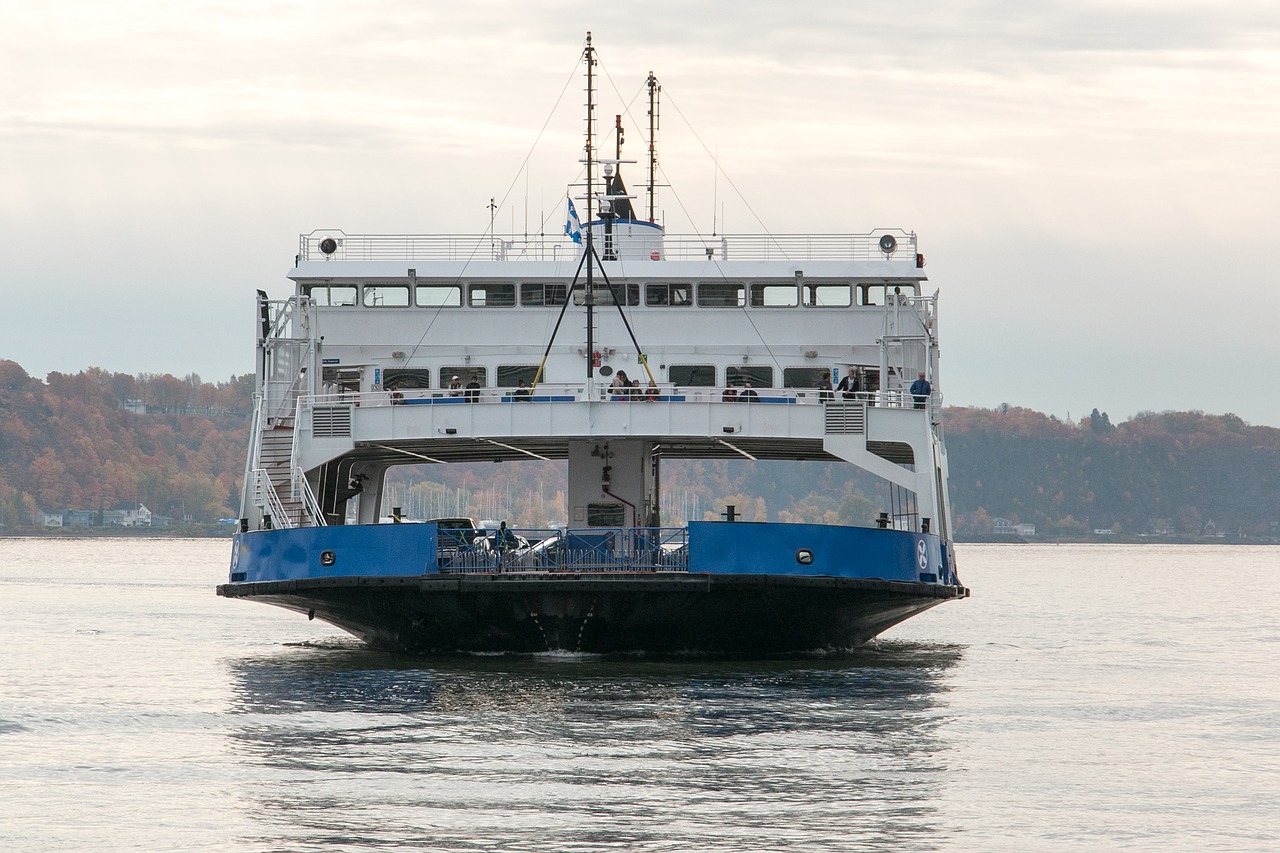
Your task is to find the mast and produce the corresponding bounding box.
[583,32,596,384]
[647,71,660,223]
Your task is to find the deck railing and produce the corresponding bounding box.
[298,386,930,410]
[298,231,919,264]
[436,527,689,574]
[251,468,293,530]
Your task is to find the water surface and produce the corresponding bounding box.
[1,539,1276,851]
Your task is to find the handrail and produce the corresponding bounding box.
[239,394,264,518]
[297,230,920,264]
[291,468,327,527]
[252,468,293,530]
[297,385,923,410]
[435,526,689,574]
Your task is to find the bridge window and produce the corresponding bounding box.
[857,283,915,306]
[415,283,462,307]
[698,281,745,307]
[384,369,431,390]
[750,282,798,307]
[362,284,410,307]
[804,283,852,307]
[783,367,831,388]
[303,284,357,306]
[521,282,567,306]
[669,365,716,386]
[573,283,639,306]
[497,365,540,387]
[469,282,516,307]
[726,366,773,388]
[646,282,692,306]
[441,367,486,387]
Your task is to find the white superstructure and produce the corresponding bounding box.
[242,225,952,543]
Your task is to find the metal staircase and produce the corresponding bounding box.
[256,419,305,528]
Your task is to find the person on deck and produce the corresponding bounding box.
[514,380,531,401]
[610,370,630,400]
[495,521,519,552]
[817,373,834,402]
[465,374,481,403]
[448,375,463,397]
[836,367,859,400]
[910,372,931,409]
[739,382,760,402]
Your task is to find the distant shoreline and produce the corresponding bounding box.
[3,527,1275,545]
[955,533,1277,545]
[0,526,233,539]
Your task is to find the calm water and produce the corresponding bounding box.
[1,539,1277,852]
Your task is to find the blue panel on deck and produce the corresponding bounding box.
[230,524,438,582]
[687,521,942,581]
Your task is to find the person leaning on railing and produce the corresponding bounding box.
[818,373,834,402]
[910,372,931,409]
[836,367,859,399]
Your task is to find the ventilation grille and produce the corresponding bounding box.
[312,405,352,438]
[824,403,866,435]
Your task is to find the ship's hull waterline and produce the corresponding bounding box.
[218,573,967,654]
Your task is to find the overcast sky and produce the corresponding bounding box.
[3,1,1278,425]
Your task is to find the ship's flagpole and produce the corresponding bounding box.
[583,31,596,393]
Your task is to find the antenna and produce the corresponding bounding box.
[487,197,497,258]
[583,32,596,382]
[712,144,718,236]
[646,72,661,222]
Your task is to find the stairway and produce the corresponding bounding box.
[258,420,305,528]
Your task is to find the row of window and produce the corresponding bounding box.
[373,365,886,391]
[304,281,916,309]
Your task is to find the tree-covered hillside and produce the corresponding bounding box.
[945,405,1280,536]
[2,360,1277,538]
[0,361,251,526]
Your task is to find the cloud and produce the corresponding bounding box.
[1,1,1279,424]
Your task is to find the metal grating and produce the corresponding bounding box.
[824,403,866,434]
[312,405,352,438]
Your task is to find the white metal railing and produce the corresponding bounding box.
[434,527,689,574]
[252,468,293,530]
[297,231,920,264]
[295,386,930,411]
[290,468,327,526]
[240,394,265,516]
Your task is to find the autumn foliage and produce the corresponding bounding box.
[0,361,251,526]
[945,405,1280,536]
[3,359,1277,537]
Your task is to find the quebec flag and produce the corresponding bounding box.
[564,198,583,244]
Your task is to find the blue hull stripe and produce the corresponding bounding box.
[689,522,945,582]
[230,522,951,586]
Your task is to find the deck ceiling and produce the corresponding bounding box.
[349,435,839,466]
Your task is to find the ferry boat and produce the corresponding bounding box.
[217,36,969,654]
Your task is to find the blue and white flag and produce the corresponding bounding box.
[564,198,583,244]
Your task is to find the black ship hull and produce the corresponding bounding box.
[217,573,969,655]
